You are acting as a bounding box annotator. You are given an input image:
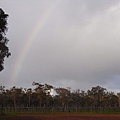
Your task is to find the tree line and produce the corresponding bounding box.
[0,82,120,112]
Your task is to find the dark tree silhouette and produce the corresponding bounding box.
[0,8,11,71]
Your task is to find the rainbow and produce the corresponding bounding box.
[10,1,60,87]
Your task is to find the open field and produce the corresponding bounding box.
[1,114,120,120]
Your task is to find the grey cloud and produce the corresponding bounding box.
[1,0,120,93]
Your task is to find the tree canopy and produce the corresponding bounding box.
[0,82,119,112]
[0,8,11,71]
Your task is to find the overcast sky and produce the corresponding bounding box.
[1,0,120,93]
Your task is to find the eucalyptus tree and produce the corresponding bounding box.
[0,86,5,105]
[44,84,53,107]
[4,89,13,107]
[0,86,5,115]
[25,88,33,107]
[106,92,118,107]
[10,87,23,110]
[32,82,45,107]
[44,84,53,95]
[87,86,107,107]
[55,87,71,110]
[117,93,120,107]
[0,8,11,71]
[71,89,81,108]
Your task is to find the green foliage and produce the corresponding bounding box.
[0,8,11,71]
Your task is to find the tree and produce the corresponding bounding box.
[117,93,120,107]
[25,88,32,107]
[32,82,46,107]
[87,86,107,107]
[0,86,5,115]
[0,8,11,71]
[55,87,71,110]
[10,86,23,110]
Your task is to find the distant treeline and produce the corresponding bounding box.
[0,82,120,111]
